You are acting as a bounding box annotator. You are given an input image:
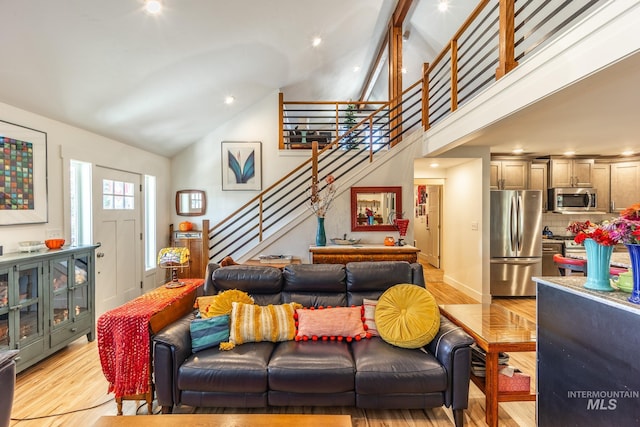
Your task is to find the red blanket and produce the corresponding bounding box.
[97,279,202,398]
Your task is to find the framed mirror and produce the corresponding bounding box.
[176,190,207,216]
[351,186,402,231]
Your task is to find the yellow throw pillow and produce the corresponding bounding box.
[228,302,302,346]
[375,284,440,349]
[196,289,254,319]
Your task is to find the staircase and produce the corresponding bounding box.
[204,0,604,264]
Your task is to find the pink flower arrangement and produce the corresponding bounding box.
[567,202,640,246]
[308,175,337,218]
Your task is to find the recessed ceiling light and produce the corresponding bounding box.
[312,37,322,47]
[430,162,439,168]
[438,0,449,12]
[401,67,407,74]
[353,66,360,73]
[224,96,235,105]
[622,150,635,156]
[144,0,162,14]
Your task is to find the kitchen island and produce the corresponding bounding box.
[534,276,640,425]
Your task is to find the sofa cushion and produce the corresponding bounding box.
[229,302,300,346]
[295,306,367,341]
[268,341,355,393]
[375,284,440,349]
[212,265,283,305]
[178,342,274,393]
[190,314,230,352]
[346,261,414,305]
[352,337,447,394]
[282,264,347,307]
[362,298,379,336]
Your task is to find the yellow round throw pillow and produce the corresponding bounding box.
[375,284,440,349]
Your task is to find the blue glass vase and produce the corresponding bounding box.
[583,238,614,291]
[626,244,640,304]
[316,216,327,246]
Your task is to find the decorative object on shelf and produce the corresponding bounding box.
[389,211,409,246]
[384,236,395,246]
[316,217,327,247]
[44,239,65,249]
[178,221,193,231]
[157,247,190,287]
[0,120,48,225]
[342,103,358,149]
[221,141,262,191]
[610,269,633,293]
[175,190,206,216]
[307,174,337,247]
[331,235,360,245]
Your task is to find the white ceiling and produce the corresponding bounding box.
[1,1,634,161]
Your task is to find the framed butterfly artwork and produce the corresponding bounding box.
[221,141,262,191]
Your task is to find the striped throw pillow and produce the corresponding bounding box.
[229,302,301,345]
[190,314,230,352]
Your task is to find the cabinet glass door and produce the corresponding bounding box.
[51,257,71,328]
[0,267,9,349]
[72,254,90,319]
[16,262,43,346]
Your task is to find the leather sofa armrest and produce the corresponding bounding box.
[410,263,425,286]
[426,316,474,409]
[153,312,196,409]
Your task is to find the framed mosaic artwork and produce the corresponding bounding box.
[0,120,48,225]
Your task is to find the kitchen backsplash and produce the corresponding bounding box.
[542,212,612,237]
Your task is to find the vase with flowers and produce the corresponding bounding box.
[307,175,337,246]
[604,203,640,303]
[567,220,618,291]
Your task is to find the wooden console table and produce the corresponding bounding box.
[97,279,204,415]
[309,244,419,264]
[439,304,536,427]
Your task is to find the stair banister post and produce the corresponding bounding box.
[422,62,430,130]
[496,0,518,79]
[311,141,319,201]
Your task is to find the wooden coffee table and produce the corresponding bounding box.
[439,304,536,427]
[94,413,352,427]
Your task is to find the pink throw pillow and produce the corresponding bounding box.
[295,306,369,342]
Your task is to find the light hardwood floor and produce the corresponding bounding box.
[10,264,536,426]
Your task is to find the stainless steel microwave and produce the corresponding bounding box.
[548,187,597,213]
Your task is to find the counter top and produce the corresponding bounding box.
[533,276,640,313]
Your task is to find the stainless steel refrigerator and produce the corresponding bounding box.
[490,190,542,296]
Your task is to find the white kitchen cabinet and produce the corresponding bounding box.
[549,158,593,187]
[591,163,610,212]
[610,161,640,212]
[490,160,530,190]
[529,162,548,211]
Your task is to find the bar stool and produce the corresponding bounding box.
[609,266,628,278]
[553,254,587,276]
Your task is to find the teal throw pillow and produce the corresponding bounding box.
[190,314,230,352]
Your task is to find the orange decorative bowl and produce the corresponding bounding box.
[45,239,65,249]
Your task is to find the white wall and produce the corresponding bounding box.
[440,158,487,302]
[171,91,419,263]
[0,101,172,287]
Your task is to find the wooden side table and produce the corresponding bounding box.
[439,304,536,427]
[97,279,204,415]
[309,244,419,264]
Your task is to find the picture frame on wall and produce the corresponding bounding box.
[0,120,48,225]
[221,141,262,191]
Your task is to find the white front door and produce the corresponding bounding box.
[93,166,142,317]
[425,185,441,268]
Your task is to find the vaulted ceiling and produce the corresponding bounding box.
[1,1,637,160]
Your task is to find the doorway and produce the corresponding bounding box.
[93,166,142,317]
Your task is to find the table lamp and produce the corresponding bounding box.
[157,247,190,286]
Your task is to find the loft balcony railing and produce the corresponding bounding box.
[206,0,602,263]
